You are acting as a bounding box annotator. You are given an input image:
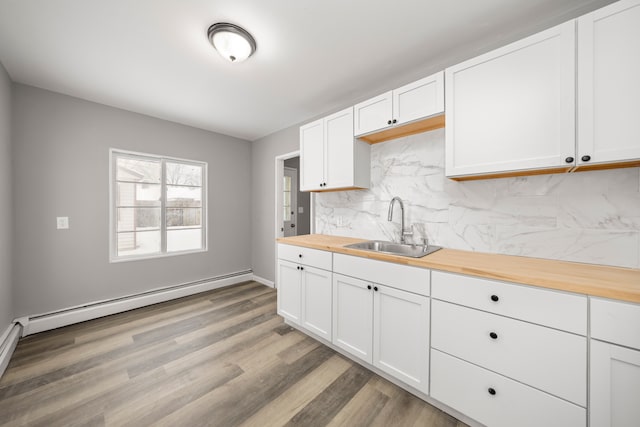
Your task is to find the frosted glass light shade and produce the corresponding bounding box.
[208,23,256,63]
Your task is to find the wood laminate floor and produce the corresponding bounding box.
[0,281,467,427]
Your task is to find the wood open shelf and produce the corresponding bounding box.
[358,114,445,144]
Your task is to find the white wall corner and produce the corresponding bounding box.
[252,274,275,288]
[14,317,29,336]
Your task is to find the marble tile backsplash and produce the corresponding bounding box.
[315,129,640,268]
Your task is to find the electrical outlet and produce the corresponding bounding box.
[56,216,69,229]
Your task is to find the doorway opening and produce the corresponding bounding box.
[275,151,312,241]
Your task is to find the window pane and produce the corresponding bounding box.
[166,185,202,207]
[166,162,202,186]
[116,157,161,183]
[117,207,160,232]
[117,230,161,256]
[117,182,161,206]
[284,207,291,221]
[167,228,202,252]
[283,176,291,191]
[166,208,201,228]
[284,192,291,206]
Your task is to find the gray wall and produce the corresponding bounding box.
[283,157,311,236]
[0,63,13,330]
[250,126,299,282]
[12,84,252,317]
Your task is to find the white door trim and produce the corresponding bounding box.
[275,150,315,289]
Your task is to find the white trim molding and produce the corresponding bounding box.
[252,274,275,288]
[22,271,253,336]
[0,323,22,380]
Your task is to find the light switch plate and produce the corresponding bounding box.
[56,216,69,229]
[298,207,304,214]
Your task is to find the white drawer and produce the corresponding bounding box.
[431,300,586,406]
[431,270,587,335]
[431,349,586,427]
[333,253,430,296]
[591,298,640,350]
[278,244,332,271]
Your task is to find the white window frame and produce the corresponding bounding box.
[109,148,208,263]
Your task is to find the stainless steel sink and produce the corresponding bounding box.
[345,240,442,258]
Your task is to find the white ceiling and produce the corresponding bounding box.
[0,0,615,141]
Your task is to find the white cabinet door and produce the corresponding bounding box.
[577,0,640,168]
[332,273,373,363]
[277,260,302,324]
[393,72,444,126]
[373,285,429,394]
[301,266,332,341]
[324,108,355,190]
[445,21,576,178]
[591,340,640,427]
[300,119,324,191]
[354,91,393,136]
[300,107,369,192]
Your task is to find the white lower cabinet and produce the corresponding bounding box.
[432,300,586,406]
[277,260,302,324]
[373,284,429,392]
[430,270,587,426]
[300,266,332,339]
[277,244,333,341]
[277,260,332,340]
[590,340,640,427]
[431,349,585,427]
[332,274,373,361]
[590,297,640,427]
[332,273,430,394]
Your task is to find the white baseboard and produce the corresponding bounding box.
[0,323,22,380]
[252,274,275,288]
[23,271,253,336]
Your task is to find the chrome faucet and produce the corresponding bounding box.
[387,197,413,244]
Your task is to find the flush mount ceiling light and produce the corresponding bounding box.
[207,22,256,63]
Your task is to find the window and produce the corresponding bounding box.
[110,149,206,261]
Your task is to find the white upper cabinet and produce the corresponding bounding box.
[300,119,324,191]
[393,74,444,125]
[300,107,370,192]
[577,0,640,170]
[445,21,576,179]
[354,72,444,139]
[353,91,393,136]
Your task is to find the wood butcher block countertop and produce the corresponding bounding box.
[277,234,640,304]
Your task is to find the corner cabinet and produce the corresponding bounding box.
[590,298,640,427]
[300,107,370,192]
[576,0,640,171]
[276,244,333,340]
[445,21,576,179]
[354,72,445,144]
[332,254,430,394]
